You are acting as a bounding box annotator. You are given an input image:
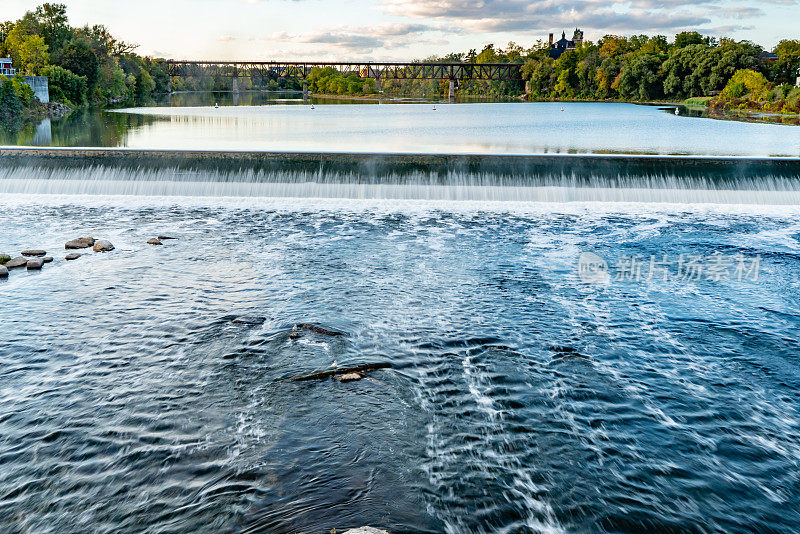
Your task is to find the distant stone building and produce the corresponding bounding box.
[0,57,17,77]
[549,29,584,59]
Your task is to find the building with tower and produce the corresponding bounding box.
[549,29,584,59]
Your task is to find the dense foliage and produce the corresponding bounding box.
[710,69,800,114]
[520,33,768,101]
[306,67,377,95]
[0,3,166,109]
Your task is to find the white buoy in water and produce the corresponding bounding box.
[214,103,219,108]
[560,106,565,111]
[311,104,315,110]
[433,104,436,111]
[675,107,680,115]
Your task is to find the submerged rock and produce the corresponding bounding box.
[0,266,7,278]
[22,249,46,257]
[42,256,53,263]
[0,254,10,265]
[65,237,95,249]
[157,235,177,240]
[232,316,265,325]
[93,240,115,252]
[147,238,163,245]
[65,253,82,261]
[27,258,44,270]
[288,331,302,339]
[5,257,28,269]
[343,528,389,534]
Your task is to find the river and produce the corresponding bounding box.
[0,97,799,533]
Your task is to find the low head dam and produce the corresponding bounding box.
[2,148,800,204]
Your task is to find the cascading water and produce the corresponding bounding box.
[3,161,800,204]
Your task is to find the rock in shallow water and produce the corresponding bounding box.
[232,316,265,325]
[5,257,28,269]
[147,238,163,245]
[22,249,46,257]
[93,240,114,252]
[27,258,44,270]
[338,372,365,382]
[65,237,95,249]
[0,266,7,278]
[294,323,344,336]
[157,235,176,240]
[343,528,389,534]
[65,253,82,260]
[42,256,53,263]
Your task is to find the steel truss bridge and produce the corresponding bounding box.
[163,60,524,82]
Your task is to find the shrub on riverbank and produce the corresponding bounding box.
[41,65,87,106]
[0,74,37,122]
[710,69,800,115]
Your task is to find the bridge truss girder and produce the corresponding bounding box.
[164,61,523,82]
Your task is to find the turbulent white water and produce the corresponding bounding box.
[3,165,800,204]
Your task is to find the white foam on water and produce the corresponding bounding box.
[2,165,800,205]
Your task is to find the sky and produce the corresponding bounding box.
[4,0,799,61]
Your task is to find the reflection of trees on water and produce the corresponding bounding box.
[0,109,163,147]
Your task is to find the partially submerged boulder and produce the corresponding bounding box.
[147,238,163,245]
[27,258,44,270]
[93,240,114,252]
[343,527,390,534]
[65,237,95,249]
[294,323,344,336]
[21,250,46,257]
[338,372,365,382]
[157,235,177,240]
[5,257,28,269]
[65,253,82,260]
[292,363,390,382]
[42,256,53,263]
[0,266,7,278]
[232,316,265,325]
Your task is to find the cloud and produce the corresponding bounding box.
[380,0,774,35]
[271,23,438,53]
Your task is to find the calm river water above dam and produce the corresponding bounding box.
[3,98,800,156]
[1,100,799,533]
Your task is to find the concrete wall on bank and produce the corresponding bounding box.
[23,76,49,104]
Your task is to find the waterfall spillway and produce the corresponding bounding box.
[2,149,800,205]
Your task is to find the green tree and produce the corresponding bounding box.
[34,3,72,55]
[616,54,663,100]
[772,40,800,84]
[59,37,98,87]
[5,26,50,74]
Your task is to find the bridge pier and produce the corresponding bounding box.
[448,79,455,102]
[166,78,172,94]
[302,82,309,102]
[232,76,239,94]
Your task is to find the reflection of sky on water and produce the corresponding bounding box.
[110,102,800,156]
[106,103,800,156]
